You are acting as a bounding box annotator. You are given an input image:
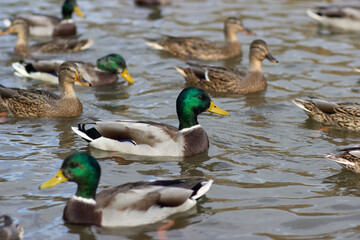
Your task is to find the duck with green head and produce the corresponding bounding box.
[40,152,213,227]
[72,87,230,157]
[4,0,85,37]
[12,54,135,87]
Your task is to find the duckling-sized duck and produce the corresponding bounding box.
[325,146,360,173]
[146,17,253,61]
[0,61,91,118]
[40,152,213,227]
[72,87,230,157]
[293,97,360,131]
[0,215,23,240]
[175,39,277,95]
[11,54,135,87]
[4,0,84,37]
[307,6,360,32]
[0,18,93,57]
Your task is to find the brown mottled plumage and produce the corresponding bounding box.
[135,0,169,6]
[325,146,360,173]
[146,17,253,61]
[293,97,360,131]
[0,61,91,118]
[0,215,23,240]
[175,39,278,95]
[0,18,93,57]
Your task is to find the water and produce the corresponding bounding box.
[1,0,360,239]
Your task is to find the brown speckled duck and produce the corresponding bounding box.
[11,54,135,87]
[293,97,360,131]
[175,39,278,95]
[40,152,213,227]
[0,215,23,240]
[0,61,91,118]
[325,146,360,173]
[4,0,84,37]
[146,17,253,61]
[0,18,93,57]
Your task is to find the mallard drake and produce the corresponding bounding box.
[307,6,360,32]
[40,152,213,227]
[0,18,93,57]
[325,146,360,173]
[146,17,253,61]
[175,39,277,95]
[0,61,91,118]
[4,0,84,37]
[11,54,135,87]
[293,97,360,131]
[72,87,230,157]
[0,215,23,240]
[135,0,170,6]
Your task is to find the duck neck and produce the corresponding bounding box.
[178,108,199,130]
[75,182,98,200]
[59,77,76,98]
[248,57,263,72]
[15,29,29,54]
[224,28,238,44]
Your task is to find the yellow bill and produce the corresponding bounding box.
[40,170,69,189]
[75,72,92,87]
[207,101,230,116]
[119,68,135,84]
[74,6,85,17]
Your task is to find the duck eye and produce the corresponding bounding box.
[69,162,78,168]
[198,95,206,100]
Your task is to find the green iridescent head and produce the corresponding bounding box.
[97,54,135,84]
[176,87,230,130]
[62,0,84,19]
[40,152,100,199]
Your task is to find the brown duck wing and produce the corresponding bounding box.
[30,39,92,53]
[334,102,360,116]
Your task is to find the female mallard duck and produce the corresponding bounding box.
[293,97,360,131]
[11,54,135,87]
[175,39,278,95]
[40,152,213,227]
[146,17,253,61]
[4,0,84,37]
[307,6,360,32]
[0,215,23,240]
[325,146,360,173]
[0,18,93,57]
[0,61,91,118]
[72,87,230,157]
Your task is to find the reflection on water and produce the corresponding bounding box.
[2,0,360,239]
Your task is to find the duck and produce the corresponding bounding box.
[146,17,253,61]
[4,0,84,37]
[0,18,93,57]
[0,215,23,240]
[135,0,170,6]
[175,39,278,95]
[0,61,91,118]
[71,87,230,157]
[11,54,135,87]
[293,97,360,131]
[40,152,213,227]
[325,146,360,173]
[307,6,360,32]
